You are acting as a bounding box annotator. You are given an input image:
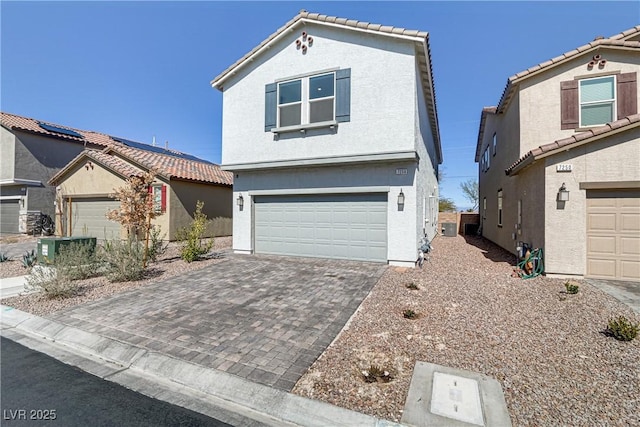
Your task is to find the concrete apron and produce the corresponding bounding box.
[0,305,400,427]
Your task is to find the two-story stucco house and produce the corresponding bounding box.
[476,26,639,281]
[211,11,442,266]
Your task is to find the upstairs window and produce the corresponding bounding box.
[265,69,351,132]
[277,73,335,127]
[492,133,497,156]
[579,76,615,127]
[561,72,636,130]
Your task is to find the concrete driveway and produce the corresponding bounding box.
[586,279,640,314]
[47,253,387,391]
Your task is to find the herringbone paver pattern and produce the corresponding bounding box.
[48,253,386,390]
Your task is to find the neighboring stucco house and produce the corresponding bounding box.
[1,112,113,234]
[475,26,639,281]
[211,11,442,266]
[49,143,233,240]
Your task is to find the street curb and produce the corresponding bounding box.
[1,305,402,427]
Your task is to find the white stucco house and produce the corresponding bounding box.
[476,26,639,281]
[211,10,442,266]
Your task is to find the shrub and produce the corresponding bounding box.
[361,364,393,383]
[25,265,79,299]
[406,282,419,290]
[177,201,213,263]
[55,242,99,280]
[564,281,579,294]
[403,309,418,319]
[100,237,145,282]
[0,252,9,262]
[22,249,37,269]
[605,316,639,341]
[147,225,168,263]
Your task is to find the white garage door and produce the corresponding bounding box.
[0,200,20,234]
[71,198,121,239]
[586,189,640,281]
[254,193,387,262]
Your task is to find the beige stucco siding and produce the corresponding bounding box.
[543,129,640,276]
[59,161,125,196]
[479,93,522,252]
[519,49,640,155]
[169,180,232,240]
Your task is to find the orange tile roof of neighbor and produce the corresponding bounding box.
[1,111,232,187]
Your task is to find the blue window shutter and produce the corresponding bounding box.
[335,68,351,123]
[265,83,277,131]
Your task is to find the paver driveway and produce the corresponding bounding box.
[47,253,387,391]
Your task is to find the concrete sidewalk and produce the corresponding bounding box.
[1,305,401,427]
[0,275,29,299]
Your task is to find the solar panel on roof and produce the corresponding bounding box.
[38,122,83,138]
[113,137,212,164]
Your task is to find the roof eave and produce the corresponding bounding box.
[211,14,430,91]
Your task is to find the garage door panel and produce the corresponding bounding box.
[620,214,640,232]
[254,193,387,262]
[586,189,640,281]
[72,199,121,239]
[0,200,20,234]
[587,236,616,254]
[588,213,616,232]
[620,236,640,256]
[587,258,617,278]
[620,261,640,281]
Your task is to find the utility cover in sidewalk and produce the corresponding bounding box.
[430,372,483,426]
[401,361,511,427]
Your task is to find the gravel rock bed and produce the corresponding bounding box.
[1,237,232,316]
[0,260,27,279]
[293,235,640,426]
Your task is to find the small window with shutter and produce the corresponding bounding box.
[266,68,350,131]
[579,76,616,127]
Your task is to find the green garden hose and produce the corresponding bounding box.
[518,248,544,279]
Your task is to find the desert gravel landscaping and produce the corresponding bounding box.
[293,235,640,426]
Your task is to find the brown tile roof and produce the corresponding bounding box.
[475,107,497,161]
[0,111,114,148]
[210,10,442,164]
[497,26,640,112]
[3,111,232,187]
[107,143,233,186]
[505,114,640,176]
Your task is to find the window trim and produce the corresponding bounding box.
[578,75,616,128]
[492,133,497,156]
[276,72,336,129]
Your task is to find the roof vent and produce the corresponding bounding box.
[594,35,604,40]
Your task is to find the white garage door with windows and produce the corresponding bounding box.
[0,199,20,234]
[71,198,121,239]
[254,193,387,262]
[586,189,640,281]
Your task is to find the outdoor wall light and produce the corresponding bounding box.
[236,194,244,209]
[398,189,405,206]
[557,183,569,202]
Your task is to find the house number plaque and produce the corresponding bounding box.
[556,164,572,172]
[396,168,408,175]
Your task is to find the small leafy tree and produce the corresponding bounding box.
[460,179,479,211]
[439,197,457,212]
[106,170,163,266]
[177,200,213,262]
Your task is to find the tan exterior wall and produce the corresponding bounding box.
[543,129,640,276]
[478,92,521,252]
[513,162,546,252]
[438,212,479,235]
[519,49,640,155]
[58,161,125,197]
[169,180,232,240]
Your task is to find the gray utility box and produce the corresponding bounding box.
[37,237,97,264]
[442,223,457,237]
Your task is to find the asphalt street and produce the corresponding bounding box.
[0,337,231,427]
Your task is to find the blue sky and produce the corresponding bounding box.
[2,1,638,209]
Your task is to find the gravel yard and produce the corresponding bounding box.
[293,235,640,426]
[1,237,232,316]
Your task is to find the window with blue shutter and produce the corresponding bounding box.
[265,68,350,131]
